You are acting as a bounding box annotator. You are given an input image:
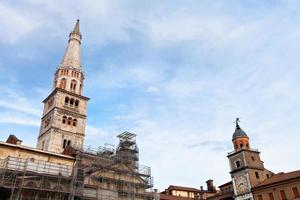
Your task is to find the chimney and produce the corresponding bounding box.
[6,134,22,145]
[206,179,215,192]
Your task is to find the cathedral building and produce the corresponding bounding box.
[0,20,155,200]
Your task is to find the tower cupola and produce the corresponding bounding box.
[232,118,250,150]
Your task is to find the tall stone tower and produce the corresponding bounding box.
[227,119,273,200]
[37,20,89,153]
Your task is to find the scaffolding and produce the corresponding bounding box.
[0,156,83,200]
[0,132,155,200]
[81,132,154,200]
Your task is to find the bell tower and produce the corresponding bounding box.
[227,118,273,200]
[37,20,89,153]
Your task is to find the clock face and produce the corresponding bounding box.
[234,175,249,195]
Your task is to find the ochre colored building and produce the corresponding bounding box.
[252,170,300,200]
[160,180,217,200]
[207,182,234,200]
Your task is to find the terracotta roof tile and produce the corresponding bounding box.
[160,193,192,200]
[253,170,300,189]
[167,185,203,193]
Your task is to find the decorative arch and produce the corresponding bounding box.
[70,98,74,106]
[62,116,67,124]
[65,97,69,105]
[70,79,77,92]
[75,100,79,107]
[59,78,67,89]
[73,119,77,126]
[67,117,72,125]
[79,84,82,94]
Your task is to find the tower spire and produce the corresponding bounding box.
[37,20,89,153]
[235,117,240,129]
[71,19,81,37]
[60,20,82,69]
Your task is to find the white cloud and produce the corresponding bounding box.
[0,112,39,126]
[146,86,160,94]
[86,125,109,136]
[0,4,41,43]
[0,91,42,117]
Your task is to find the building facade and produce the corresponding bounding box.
[207,182,234,200]
[160,180,217,200]
[252,170,300,200]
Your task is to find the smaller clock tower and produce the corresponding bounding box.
[227,119,273,200]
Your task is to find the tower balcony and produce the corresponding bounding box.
[227,147,259,156]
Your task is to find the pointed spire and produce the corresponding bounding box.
[71,19,81,37]
[236,117,241,129]
[61,20,82,69]
[232,117,248,140]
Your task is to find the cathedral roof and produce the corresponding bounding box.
[232,118,248,140]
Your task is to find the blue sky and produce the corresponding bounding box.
[1,0,300,190]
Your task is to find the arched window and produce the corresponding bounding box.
[70,98,74,106]
[67,117,72,125]
[75,100,79,107]
[235,160,241,168]
[62,116,67,124]
[79,84,82,94]
[67,140,71,146]
[73,119,77,126]
[70,79,77,92]
[59,78,66,89]
[65,97,69,105]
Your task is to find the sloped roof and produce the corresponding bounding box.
[253,170,300,189]
[160,193,193,200]
[167,185,202,193]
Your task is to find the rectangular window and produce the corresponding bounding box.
[255,171,260,179]
[268,193,274,200]
[280,190,287,200]
[293,187,300,198]
[258,195,263,200]
[236,161,240,168]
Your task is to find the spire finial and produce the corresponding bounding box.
[235,118,240,129]
[71,19,81,37]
